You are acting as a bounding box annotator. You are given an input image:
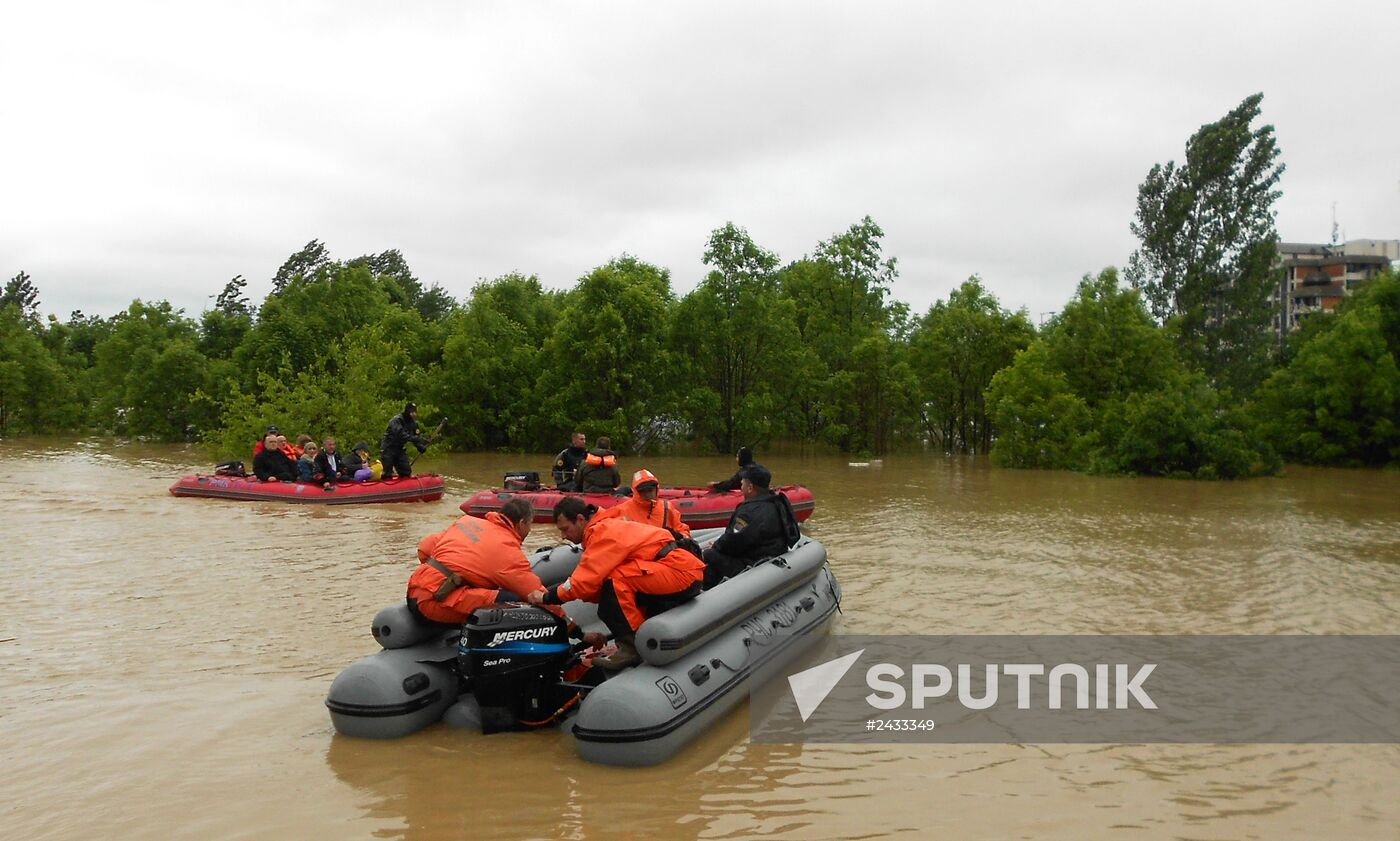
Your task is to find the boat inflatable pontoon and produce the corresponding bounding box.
[326,531,841,766]
[170,474,445,504]
[461,483,816,530]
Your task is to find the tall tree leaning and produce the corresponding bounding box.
[1125,93,1284,395]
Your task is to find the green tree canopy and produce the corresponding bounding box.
[910,276,1035,453]
[1253,271,1400,466]
[1126,93,1284,394]
[534,256,681,453]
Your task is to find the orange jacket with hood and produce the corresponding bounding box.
[593,469,691,537]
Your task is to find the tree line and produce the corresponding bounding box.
[2,94,1397,475]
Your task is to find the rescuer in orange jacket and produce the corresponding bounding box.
[407,499,582,633]
[530,496,704,669]
[592,469,691,537]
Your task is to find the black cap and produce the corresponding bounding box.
[352,440,370,452]
[265,425,280,434]
[404,402,417,414]
[737,446,753,467]
[743,463,772,488]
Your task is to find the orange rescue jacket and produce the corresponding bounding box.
[408,512,546,604]
[593,495,690,537]
[552,517,705,604]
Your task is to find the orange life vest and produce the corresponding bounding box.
[584,451,616,468]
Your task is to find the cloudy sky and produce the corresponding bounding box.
[4,1,1397,324]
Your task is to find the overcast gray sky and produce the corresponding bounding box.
[4,1,1397,324]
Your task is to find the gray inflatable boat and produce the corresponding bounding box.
[326,530,841,766]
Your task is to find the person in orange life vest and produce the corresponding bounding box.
[252,432,297,481]
[593,469,691,537]
[529,497,704,669]
[574,436,621,493]
[408,499,598,648]
[251,424,281,458]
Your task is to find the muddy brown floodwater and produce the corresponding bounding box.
[2,439,1397,840]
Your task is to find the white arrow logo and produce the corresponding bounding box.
[787,649,865,722]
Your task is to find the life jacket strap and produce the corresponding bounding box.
[426,558,467,601]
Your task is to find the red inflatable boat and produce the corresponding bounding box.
[170,474,445,504]
[459,484,815,530]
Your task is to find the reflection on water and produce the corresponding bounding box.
[1,439,1396,840]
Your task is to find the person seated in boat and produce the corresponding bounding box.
[708,446,755,493]
[274,434,299,462]
[314,437,347,483]
[593,469,691,537]
[574,436,621,493]
[342,440,377,481]
[293,434,314,458]
[297,441,325,484]
[702,464,801,589]
[408,500,601,647]
[250,422,291,456]
[552,431,588,490]
[381,402,432,480]
[530,497,704,670]
[252,432,298,482]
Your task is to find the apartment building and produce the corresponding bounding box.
[1273,239,1398,342]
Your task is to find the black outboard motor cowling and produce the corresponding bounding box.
[460,604,571,732]
[503,470,541,491]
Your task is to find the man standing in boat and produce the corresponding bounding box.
[593,469,691,537]
[573,436,621,493]
[380,402,432,480]
[551,431,588,490]
[702,464,801,589]
[532,497,704,669]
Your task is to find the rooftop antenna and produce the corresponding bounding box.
[1331,202,1339,245]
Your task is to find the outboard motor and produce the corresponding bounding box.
[503,471,541,491]
[459,604,572,732]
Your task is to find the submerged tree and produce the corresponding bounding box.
[909,277,1034,453]
[1125,93,1284,394]
[672,223,806,453]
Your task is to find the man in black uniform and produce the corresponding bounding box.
[380,402,432,479]
[252,432,298,482]
[552,431,588,490]
[708,446,754,493]
[702,463,801,589]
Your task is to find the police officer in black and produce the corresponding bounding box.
[701,464,801,589]
[552,431,588,490]
[708,446,754,493]
[381,402,432,479]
